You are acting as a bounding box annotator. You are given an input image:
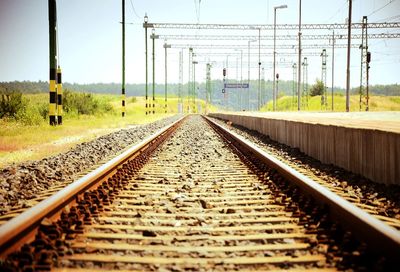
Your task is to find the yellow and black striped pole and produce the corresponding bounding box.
[121,0,126,117]
[56,66,63,124]
[48,0,57,125]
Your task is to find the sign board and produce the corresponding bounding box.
[224,83,249,89]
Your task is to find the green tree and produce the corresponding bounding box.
[310,80,324,97]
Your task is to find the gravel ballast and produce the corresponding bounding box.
[0,115,181,216]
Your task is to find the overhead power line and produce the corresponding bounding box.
[368,0,397,17]
[129,0,141,20]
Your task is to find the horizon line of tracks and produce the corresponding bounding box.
[0,115,399,271]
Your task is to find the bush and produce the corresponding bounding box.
[63,89,114,116]
[15,104,45,125]
[310,80,325,97]
[130,96,137,103]
[0,91,27,118]
[63,89,99,115]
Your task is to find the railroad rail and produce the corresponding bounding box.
[0,115,399,271]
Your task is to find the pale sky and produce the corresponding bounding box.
[0,0,399,88]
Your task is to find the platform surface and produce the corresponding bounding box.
[221,111,400,134]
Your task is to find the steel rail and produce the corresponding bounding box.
[0,116,185,258]
[204,116,400,260]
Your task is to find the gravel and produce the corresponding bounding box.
[0,115,182,216]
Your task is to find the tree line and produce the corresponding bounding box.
[0,80,399,97]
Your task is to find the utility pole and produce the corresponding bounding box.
[178,49,183,113]
[48,0,57,125]
[56,66,62,124]
[144,14,149,114]
[331,30,335,111]
[346,0,352,112]
[273,4,288,112]
[151,28,158,114]
[240,49,243,110]
[235,56,238,110]
[302,57,308,109]
[321,49,327,109]
[192,60,198,113]
[297,0,302,111]
[164,42,171,114]
[206,63,211,113]
[121,0,125,118]
[276,72,279,110]
[359,16,369,111]
[248,40,251,111]
[262,67,265,109]
[188,48,193,113]
[292,63,297,110]
[258,28,261,110]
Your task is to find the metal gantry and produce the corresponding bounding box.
[142,17,400,113]
[157,33,400,41]
[169,44,360,50]
[359,16,370,111]
[146,22,400,30]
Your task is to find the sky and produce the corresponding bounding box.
[0,0,399,89]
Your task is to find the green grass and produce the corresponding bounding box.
[262,94,400,112]
[0,93,215,167]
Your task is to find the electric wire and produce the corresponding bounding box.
[129,0,141,20]
[368,0,397,17]
[324,0,348,23]
[376,14,400,22]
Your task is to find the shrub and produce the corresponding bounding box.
[0,91,27,118]
[310,80,325,97]
[63,89,114,116]
[63,89,99,115]
[130,96,137,103]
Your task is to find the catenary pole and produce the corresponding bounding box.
[346,0,352,112]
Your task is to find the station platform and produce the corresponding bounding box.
[209,111,400,185]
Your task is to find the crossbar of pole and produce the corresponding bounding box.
[169,44,359,49]
[145,22,400,30]
[158,33,400,41]
[193,52,322,57]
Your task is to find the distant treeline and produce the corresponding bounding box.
[0,80,399,97]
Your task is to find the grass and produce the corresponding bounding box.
[262,94,400,112]
[0,93,214,167]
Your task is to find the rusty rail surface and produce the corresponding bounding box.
[204,116,400,259]
[0,116,185,258]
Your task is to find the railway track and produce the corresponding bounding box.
[0,115,399,271]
